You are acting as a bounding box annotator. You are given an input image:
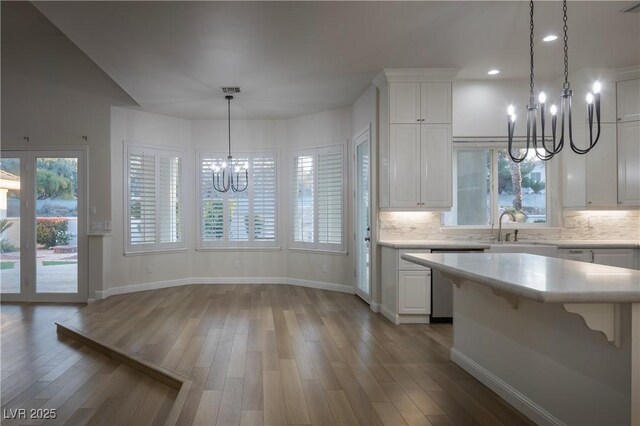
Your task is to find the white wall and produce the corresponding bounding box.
[1,2,136,299]
[453,79,559,139]
[106,106,354,295]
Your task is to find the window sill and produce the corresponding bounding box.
[196,247,281,252]
[124,248,189,256]
[288,247,348,256]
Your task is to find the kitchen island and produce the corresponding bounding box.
[401,252,640,426]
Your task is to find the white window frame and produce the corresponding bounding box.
[124,142,187,254]
[442,141,557,229]
[197,150,279,250]
[290,144,346,253]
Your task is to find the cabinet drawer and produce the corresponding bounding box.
[398,249,431,270]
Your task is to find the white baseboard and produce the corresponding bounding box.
[450,347,564,426]
[380,305,400,324]
[95,276,354,299]
[369,301,381,313]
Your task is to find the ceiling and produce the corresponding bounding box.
[27,1,640,119]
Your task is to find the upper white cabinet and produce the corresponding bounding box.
[389,124,421,207]
[564,77,639,209]
[617,79,640,122]
[421,124,452,207]
[421,83,452,124]
[617,120,640,206]
[390,83,421,123]
[375,69,456,209]
[586,123,617,207]
[390,82,452,124]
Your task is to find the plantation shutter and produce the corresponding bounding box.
[252,155,277,242]
[291,145,344,251]
[292,153,315,246]
[126,144,186,253]
[228,156,250,243]
[128,150,156,246]
[158,155,183,244]
[317,146,343,248]
[198,152,278,248]
[200,155,225,244]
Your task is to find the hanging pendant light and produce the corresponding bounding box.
[212,95,248,193]
[507,0,602,162]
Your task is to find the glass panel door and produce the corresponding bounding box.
[0,155,24,298]
[355,131,371,302]
[34,156,79,295]
[0,150,86,302]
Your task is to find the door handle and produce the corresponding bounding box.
[364,237,371,242]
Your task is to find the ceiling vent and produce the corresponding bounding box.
[221,87,241,94]
[620,2,640,13]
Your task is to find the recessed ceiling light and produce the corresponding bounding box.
[543,34,558,42]
[488,69,500,75]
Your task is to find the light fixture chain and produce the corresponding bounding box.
[529,0,535,105]
[563,0,569,88]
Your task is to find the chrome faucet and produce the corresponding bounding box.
[497,211,516,242]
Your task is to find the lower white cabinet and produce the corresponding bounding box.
[381,247,432,324]
[559,248,638,269]
[398,270,431,314]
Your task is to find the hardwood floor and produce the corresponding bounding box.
[0,304,177,425]
[49,284,535,426]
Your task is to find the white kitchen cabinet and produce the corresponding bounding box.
[559,248,637,269]
[388,123,452,208]
[421,82,452,124]
[586,123,617,207]
[617,79,640,122]
[592,249,636,268]
[559,249,593,263]
[421,124,452,207]
[380,247,432,324]
[617,121,640,206]
[398,270,431,314]
[375,69,456,210]
[389,83,421,124]
[389,82,452,124]
[389,124,421,207]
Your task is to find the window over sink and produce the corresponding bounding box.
[443,144,548,227]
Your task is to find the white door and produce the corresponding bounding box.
[0,149,87,302]
[390,124,421,207]
[354,128,371,302]
[586,123,617,207]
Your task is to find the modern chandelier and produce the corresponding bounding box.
[212,95,248,193]
[507,0,602,163]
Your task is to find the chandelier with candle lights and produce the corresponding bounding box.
[212,95,248,193]
[507,0,602,163]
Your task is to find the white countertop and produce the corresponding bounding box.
[379,239,639,249]
[401,252,640,303]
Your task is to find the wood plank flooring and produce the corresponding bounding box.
[53,284,535,426]
[0,303,177,425]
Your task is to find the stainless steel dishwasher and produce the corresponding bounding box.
[430,248,485,322]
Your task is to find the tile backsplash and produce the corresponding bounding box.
[379,210,640,242]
